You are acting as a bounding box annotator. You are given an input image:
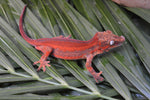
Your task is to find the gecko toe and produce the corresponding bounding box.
[34,60,50,72]
[92,71,104,83]
[33,61,40,65]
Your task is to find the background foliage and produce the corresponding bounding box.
[0,0,150,100]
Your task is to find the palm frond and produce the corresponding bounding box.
[0,0,150,99]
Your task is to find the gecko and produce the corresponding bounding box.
[19,6,125,83]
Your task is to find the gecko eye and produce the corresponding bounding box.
[110,40,114,45]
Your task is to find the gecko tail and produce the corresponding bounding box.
[19,5,36,45]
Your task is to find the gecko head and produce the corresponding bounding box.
[96,30,125,51]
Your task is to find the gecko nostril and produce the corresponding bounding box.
[120,36,125,41]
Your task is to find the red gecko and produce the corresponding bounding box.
[19,6,125,83]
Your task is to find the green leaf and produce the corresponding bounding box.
[0,50,15,72]
[126,7,150,23]
[104,0,150,98]
[0,29,38,77]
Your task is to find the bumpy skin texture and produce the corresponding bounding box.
[19,6,125,83]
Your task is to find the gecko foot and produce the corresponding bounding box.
[33,60,50,72]
[92,71,104,83]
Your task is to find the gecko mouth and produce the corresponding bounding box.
[107,36,125,51]
[115,36,125,46]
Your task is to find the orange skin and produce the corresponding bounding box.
[19,6,125,83]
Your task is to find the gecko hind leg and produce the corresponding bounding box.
[34,46,52,72]
[86,54,104,83]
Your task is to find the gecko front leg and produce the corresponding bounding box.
[85,54,104,83]
[34,46,52,72]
